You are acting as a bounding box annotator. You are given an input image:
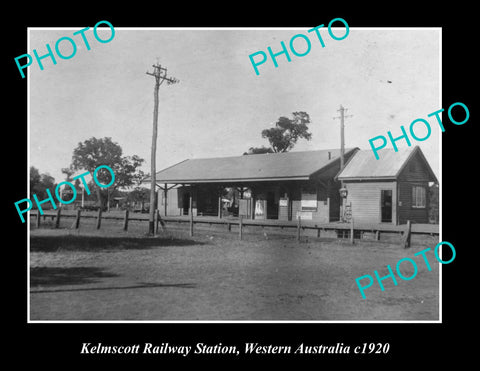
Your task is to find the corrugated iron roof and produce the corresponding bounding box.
[151,148,358,184]
[337,146,437,181]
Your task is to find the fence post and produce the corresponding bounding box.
[189,196,194,237]
[403,220,412,248]
[123,209,129,231]
[158,211,166,232]
[36,210,41,228]
[297,215,301,242]
[350,217,354,244]
[55,208,61,229]
[218,197,222,219]
[239,215,243,240]
[96,208,102,229]
[154,209,159,235]
[74,209,81,229]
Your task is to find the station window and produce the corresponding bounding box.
[412,185,426,208]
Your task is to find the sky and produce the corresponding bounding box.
[28,26,441,185]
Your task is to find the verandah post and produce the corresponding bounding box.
[164,183,168,217]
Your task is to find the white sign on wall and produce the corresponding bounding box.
[301,199,317,211]
[255,200,264,216]
[296,211,313,220]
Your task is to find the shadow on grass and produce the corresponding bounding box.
[30,266,119,287]
[30,235,203,252]
[30,266,197,294]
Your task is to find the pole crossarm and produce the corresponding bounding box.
[146,64,180,85]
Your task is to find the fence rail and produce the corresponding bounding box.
[29,209,438,246]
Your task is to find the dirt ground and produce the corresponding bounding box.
[29,219,440,321]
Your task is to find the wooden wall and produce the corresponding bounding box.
[345,181,397,224]
[276,181,331,223]
[158,188,183,216]
[396,150,432,224]
[397,182,429,224]
[398,151,432,182]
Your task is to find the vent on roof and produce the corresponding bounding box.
[328,151,331,160]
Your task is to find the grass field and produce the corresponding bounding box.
[29,220,440,321]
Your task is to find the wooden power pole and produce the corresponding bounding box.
[333,105,353,184]
[146,63,179,235]
[334,105,352,222]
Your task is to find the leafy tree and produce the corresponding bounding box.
[61,167,75,182]
[60,166,98,206]
[245,112,312,154]
[30,166,42,194]
[66,137,145,209]
[243,146,274,155]
[30,166,56,200]
[127,187,150,211]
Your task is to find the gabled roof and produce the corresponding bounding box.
[149,148,358,184]
[336,146,438,182]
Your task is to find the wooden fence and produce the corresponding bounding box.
[30,208,438,247]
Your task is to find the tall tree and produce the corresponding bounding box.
[30,166,42,195]
[245,112,312,154]
[262,111,312,152]
[67,137,145,209]
[30,166,57,203]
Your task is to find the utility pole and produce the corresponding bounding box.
[333,105,353,184]
[333,105,352,222]
[146,63,179,235]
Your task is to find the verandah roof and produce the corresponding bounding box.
[146,148,358,184]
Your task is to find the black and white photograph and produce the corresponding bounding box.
[7,7,474,365]
[26,26,441,322]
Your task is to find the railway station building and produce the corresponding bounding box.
[336,146,438,225]
[150,145,438,225]
[152,148,358,223]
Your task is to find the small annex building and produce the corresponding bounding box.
[336,146,438,225]
[152,148,359,223]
